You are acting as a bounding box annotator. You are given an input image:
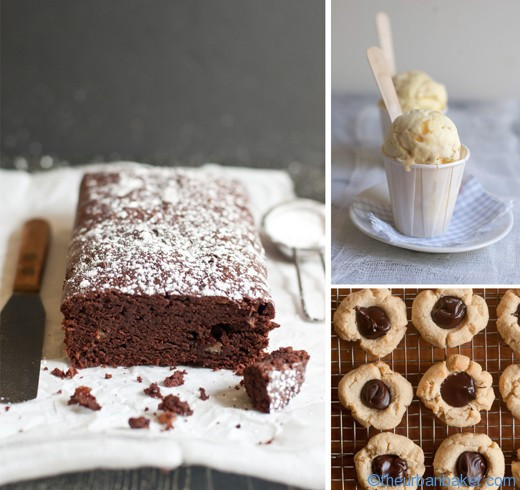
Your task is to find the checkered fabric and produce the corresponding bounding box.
[352,176,513,247]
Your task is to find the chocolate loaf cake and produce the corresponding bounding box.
[244,347,310,413]
[61,167,277,371]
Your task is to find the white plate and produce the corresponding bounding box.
[349,182,514,253]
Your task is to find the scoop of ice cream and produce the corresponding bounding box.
[379,70,447,112]
[383,109,462,166]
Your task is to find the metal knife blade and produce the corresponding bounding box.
[0,219,50,403]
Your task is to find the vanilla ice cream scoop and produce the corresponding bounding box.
[388,70,447,112]
[383,109,462,167]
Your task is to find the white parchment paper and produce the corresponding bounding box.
[0,164,325,488]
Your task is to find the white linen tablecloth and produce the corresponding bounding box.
[332,95,520,284]
[0,163,325,488]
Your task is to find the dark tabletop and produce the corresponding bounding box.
[1,467,303,490]
[0,1,323,488]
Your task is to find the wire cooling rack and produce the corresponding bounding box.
[331,288,518,490]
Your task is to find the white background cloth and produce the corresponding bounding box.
[0,164,325,488]
[332,95,520,284]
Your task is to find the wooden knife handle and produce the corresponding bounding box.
[13,219,50,293]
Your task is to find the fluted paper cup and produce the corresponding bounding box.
[378,102,448,140]
[382,145,469,238]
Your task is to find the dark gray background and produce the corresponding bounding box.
[0,0,324,488]
[1,0,325,200]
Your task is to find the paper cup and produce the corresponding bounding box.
[382,145,469,238]
[378,102,448,140]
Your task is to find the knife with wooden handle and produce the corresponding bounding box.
[0,219,50,403]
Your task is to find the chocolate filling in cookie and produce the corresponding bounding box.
[360,380,391,410]
[440,372,476,407]
[355,306,391,339]
[515,304,520,324]
[456,451,487,480]
[372,454,408,481]
[431,296,467,329]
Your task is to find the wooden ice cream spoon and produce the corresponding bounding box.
[376,12,396,75]
[367,46,403,123]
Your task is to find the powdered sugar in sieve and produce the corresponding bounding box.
[262,199,325,253]
[262,199,325,322]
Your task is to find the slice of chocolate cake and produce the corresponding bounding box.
[244,347,309,413]
[61,167,277,371]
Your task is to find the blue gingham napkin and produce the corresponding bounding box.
[352,176,513,247]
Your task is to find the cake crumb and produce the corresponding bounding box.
[236,424,241,429]
[57,389,62,395]
[144,383,162,399]
[136,376,143,383]
[159,394,193,416]
[199,387,209,400]
[68,386,101,411]
[51,367,78,379]
[169,366,177,371]
[5,406,10,412]
[157,411,176,430]
[128,416,150,429]
[144,407,149,412]
[164,370,187,388]
[259,438,274,445]
[43,367,48,371]
[105,373,112,379]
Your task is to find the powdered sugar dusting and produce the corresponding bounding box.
[267,368,301,412]
[62,168,272,303]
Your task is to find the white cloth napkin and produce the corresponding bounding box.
[332,96,520,284]
[0,163,325,489]
[352,176,513,247]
